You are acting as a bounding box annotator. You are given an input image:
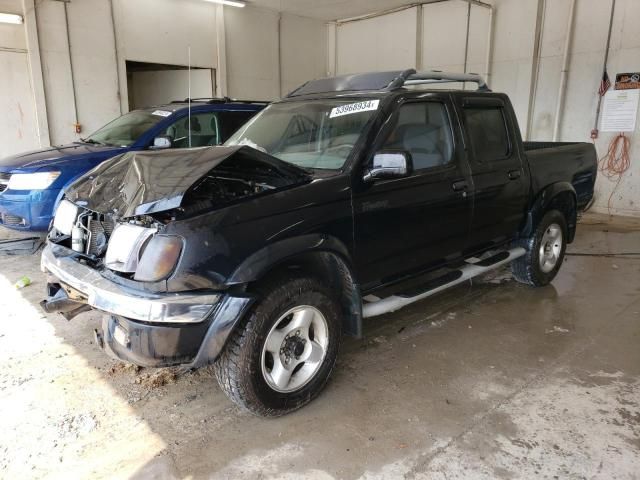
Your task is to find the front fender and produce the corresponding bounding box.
[226,233,353,285]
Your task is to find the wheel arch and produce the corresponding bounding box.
[227,235,363,338]
[523,182,577,243]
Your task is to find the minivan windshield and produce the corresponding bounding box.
[83,110,168,147]
[225,99,380,169]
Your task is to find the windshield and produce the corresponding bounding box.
[84,110,169,147]
[225,99,380,169]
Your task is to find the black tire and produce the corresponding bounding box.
[511,209,568,287]
[213,276,342,417]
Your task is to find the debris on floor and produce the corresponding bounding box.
[135,369,180,389]
[545,326,570,334]
[13,276,31,289]
[0,237,43,256]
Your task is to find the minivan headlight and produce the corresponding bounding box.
[134,235,183,282]
[7,171,60,190]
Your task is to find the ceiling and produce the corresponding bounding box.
[246,0,446,21]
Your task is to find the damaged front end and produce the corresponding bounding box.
[40,146,309,367]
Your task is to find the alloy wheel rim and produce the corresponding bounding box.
[261,305,329,393]
[538,223,563,273]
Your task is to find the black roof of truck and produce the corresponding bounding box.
[285,69,490,99]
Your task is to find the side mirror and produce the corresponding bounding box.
[363,151,412,182]
[150,135,173,150]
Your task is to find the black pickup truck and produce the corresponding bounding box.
[41,70,597,416]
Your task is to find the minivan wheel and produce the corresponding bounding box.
[213,276,341,417]
[511,209,568,287]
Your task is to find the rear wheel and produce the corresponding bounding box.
[512,209,568,286]
[213,276,341,417]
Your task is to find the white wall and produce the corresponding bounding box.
[0,0,327,151]
[0,0,24,50]
[336,7,417,74]
[491,0,640,216]
[0,0,40,157]
[280,13,327,96]
[225,6,280,100]
[225,7,326,100]
[330,0,640,217]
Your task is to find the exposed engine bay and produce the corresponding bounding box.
[49,146,310,281]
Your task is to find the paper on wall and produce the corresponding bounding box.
[600,89,639,132]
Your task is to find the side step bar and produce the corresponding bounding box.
[362,247,526,318]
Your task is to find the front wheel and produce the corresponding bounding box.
[213,276,341,417]
[511,209,568,286]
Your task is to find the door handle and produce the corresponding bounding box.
[452,180,469,192]
[508,169,521,180]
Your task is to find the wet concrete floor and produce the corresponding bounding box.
[0,214,638,479]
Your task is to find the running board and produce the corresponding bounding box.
[362,247,526,318]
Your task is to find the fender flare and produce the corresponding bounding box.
[226,233,353,284]
[522,182,577,240]
[227,234,363,338]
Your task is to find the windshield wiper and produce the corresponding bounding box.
[78,138,104,145]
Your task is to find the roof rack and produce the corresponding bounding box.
[286,69,490,97]
[170,97,270,105]
[396,70,491,91]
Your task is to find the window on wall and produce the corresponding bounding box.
[463,107,510,161]
[381,102,453,171]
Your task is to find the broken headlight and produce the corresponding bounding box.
[52,199,79,235]
[133,235,183,282]
[105,223,155,273]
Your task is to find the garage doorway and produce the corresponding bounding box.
[126,61,215,110]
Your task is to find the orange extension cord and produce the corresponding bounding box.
[598,133,631,214]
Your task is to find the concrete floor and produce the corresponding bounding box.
[0,214,639,479]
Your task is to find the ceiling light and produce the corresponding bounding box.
[203,0,246,7]
[0,12,23,24]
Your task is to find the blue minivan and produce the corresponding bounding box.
[0,99,266,232]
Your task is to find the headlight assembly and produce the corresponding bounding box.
[7,171,60,190]
[52,200,79,236]
[105,223,156,273]
[134,235,183,282]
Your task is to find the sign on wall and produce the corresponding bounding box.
[600,89,639,132]
[615,72,640,90]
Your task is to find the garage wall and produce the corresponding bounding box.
[224,6,279,100]
[0,0,40,158]
[280,13,327,96]
[330,0,640,217]
[0,0,326,150]
[492,0,640,217]
[336,7,418,74]
[225,7,327,100]
[112,0,219,114]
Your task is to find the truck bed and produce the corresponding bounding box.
[524,141,597,210]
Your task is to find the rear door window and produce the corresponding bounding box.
[462,107,510,161]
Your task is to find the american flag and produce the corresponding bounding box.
[598,70,611,96]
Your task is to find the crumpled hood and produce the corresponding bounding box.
[64,146,311,218]
[0,143,124,171]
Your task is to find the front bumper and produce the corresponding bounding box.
[0,188,60,232]
[40,242,255,367]
[41,242,219,323]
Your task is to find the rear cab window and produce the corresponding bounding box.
[462,103,510,162]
